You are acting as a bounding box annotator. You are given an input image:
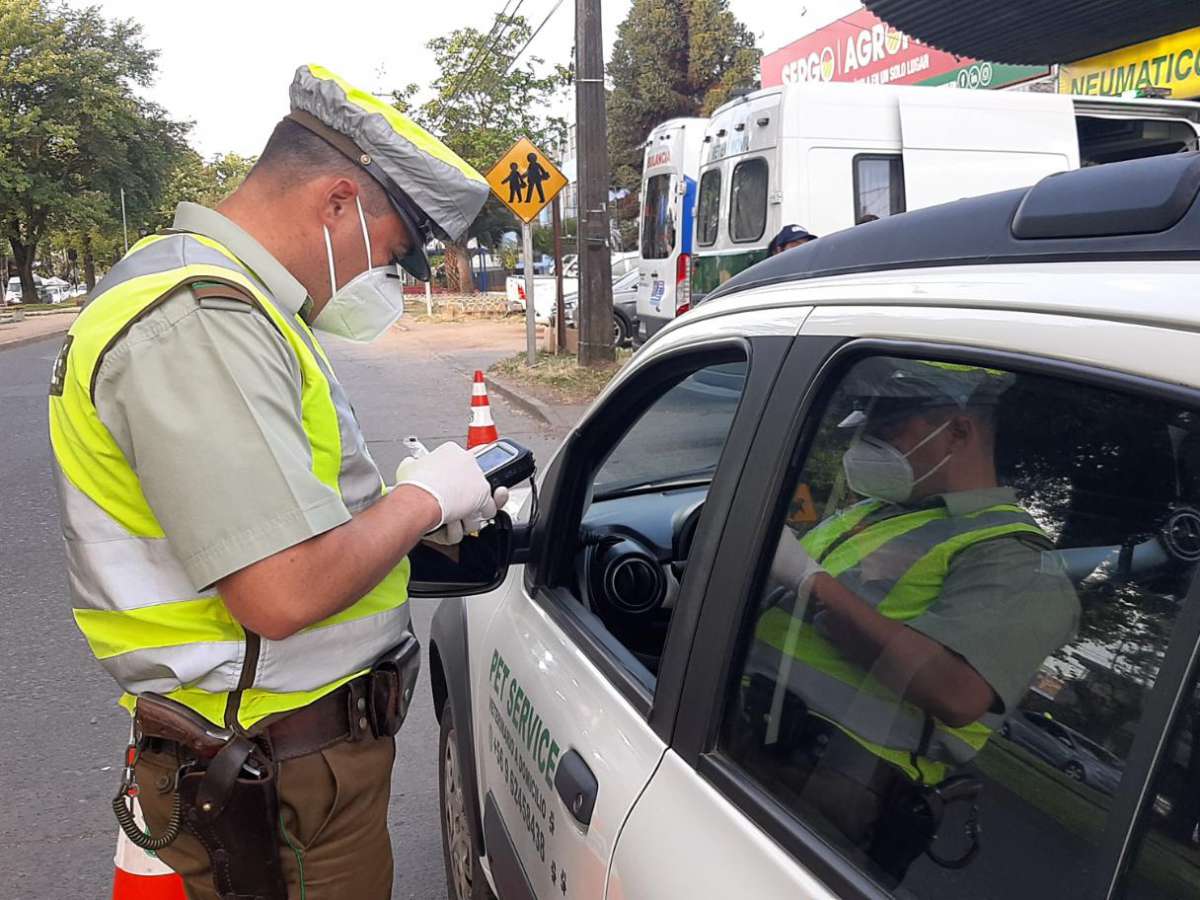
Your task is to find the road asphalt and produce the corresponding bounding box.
[0,320,569,899]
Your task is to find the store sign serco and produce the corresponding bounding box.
[761,8,1048,91]
[1060,25,1200,99]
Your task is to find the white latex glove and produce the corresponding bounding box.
[394,445,507,541]
[418,486,511,545]
[770,533,824,594]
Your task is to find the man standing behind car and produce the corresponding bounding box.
[48,64,503,899]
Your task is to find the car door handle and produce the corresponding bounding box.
[554,748,598,827]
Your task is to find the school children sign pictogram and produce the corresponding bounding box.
[485,137,568,223]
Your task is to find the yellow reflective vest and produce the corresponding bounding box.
[754,499,1048,784]
[49,231,409,729]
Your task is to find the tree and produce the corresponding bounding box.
[393,15,568,293]
[0,1,188,301]
[607,0,760,241]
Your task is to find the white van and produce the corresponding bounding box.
[633,117,708,343]
[670,82,1200,316]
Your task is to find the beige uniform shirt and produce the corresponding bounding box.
[94,203,372,590]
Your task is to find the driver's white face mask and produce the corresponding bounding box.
[842,419,953,504]
[312,196,406,342]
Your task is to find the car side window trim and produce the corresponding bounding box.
[522,336,781,727]
[673,335,1200,900]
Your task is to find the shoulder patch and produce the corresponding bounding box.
[191,280,259,312]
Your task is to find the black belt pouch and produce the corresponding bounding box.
[369,633,422,738]
[178,762,288,900]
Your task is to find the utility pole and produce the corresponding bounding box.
[575,0,614,367]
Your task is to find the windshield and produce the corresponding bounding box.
[640,173,675,260]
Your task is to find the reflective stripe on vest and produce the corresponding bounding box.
[751,499,1049,784]
[49,232,409,728]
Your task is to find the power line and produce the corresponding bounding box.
[500,0,567,77]
[436,0,525,125]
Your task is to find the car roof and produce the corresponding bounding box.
[704,151,1200,305]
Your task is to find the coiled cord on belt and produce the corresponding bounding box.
[112,789,183,851]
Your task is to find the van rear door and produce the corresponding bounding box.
[899,90,1079,210]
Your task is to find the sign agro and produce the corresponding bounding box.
[486,137,569,224]
[760,9,1046,91]
[1060,25,1200,99]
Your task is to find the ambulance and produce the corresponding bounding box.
[639,81,1200,324]
[632,117,707,343]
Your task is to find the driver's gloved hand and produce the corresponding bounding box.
[769,534,825,598]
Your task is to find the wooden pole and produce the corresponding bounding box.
[575,0,614,367]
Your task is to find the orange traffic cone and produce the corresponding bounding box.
[467,370,499,448]
[111,797,186,900]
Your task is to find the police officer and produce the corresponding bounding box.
[49,65,501,898]
[750,359,1080,882]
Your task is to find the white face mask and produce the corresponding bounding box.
[842,419,953,504]
[312,196,405,342]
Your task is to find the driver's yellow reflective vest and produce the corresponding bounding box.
[48,231,410,729]
[753,500,1048,784]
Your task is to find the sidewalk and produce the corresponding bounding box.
[0,309,77,349]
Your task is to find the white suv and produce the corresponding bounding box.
[417,152,1200,900]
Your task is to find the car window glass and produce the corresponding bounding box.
[854,155,905,222]
[593,362,747,499]
[718,354,1200,897]
[641,174,674,260]
[572,357,748,681]
[1124,677,1200,898]
[731,158,768,243]
[698,169,722,246]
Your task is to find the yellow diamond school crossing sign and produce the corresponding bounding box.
[485,137,568,223]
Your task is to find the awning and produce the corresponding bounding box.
[863,0,1200,65]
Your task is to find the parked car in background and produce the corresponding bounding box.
[508,251,638,325]
[1000,710,1125,794]
[559,267,639,346]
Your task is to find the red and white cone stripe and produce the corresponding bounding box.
[467,370,499,448]
[111,797,186,899]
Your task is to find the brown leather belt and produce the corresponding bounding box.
[256,673,380,761]
[140,675,382,763]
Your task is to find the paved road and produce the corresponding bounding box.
[0,324,566,900]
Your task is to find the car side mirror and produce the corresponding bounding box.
[407,511,532,597]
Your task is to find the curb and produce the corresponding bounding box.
[0,317,74,351]
[484,373,555,427]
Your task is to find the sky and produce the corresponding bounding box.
[81,0,858,158]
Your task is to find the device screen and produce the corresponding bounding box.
[475,443,518,472]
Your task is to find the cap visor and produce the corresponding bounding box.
[387,194,432,282]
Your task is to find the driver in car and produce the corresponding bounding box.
[745,359,1080,883]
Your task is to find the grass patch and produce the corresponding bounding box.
[490,349,632,405]
[4,301,81,312]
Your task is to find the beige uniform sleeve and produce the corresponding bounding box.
[907,537,1082,714]
[94,288,351,590]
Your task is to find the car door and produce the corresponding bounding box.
[609,310,1200,900]
[472,319,801,899]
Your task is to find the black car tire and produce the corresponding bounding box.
[613,310,632,347]
[439,698,496,900]
[1063,761,1086,783]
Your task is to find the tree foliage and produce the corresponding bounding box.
[607,0,760,195]
[393,14,569,291]
[0,0,188,300]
